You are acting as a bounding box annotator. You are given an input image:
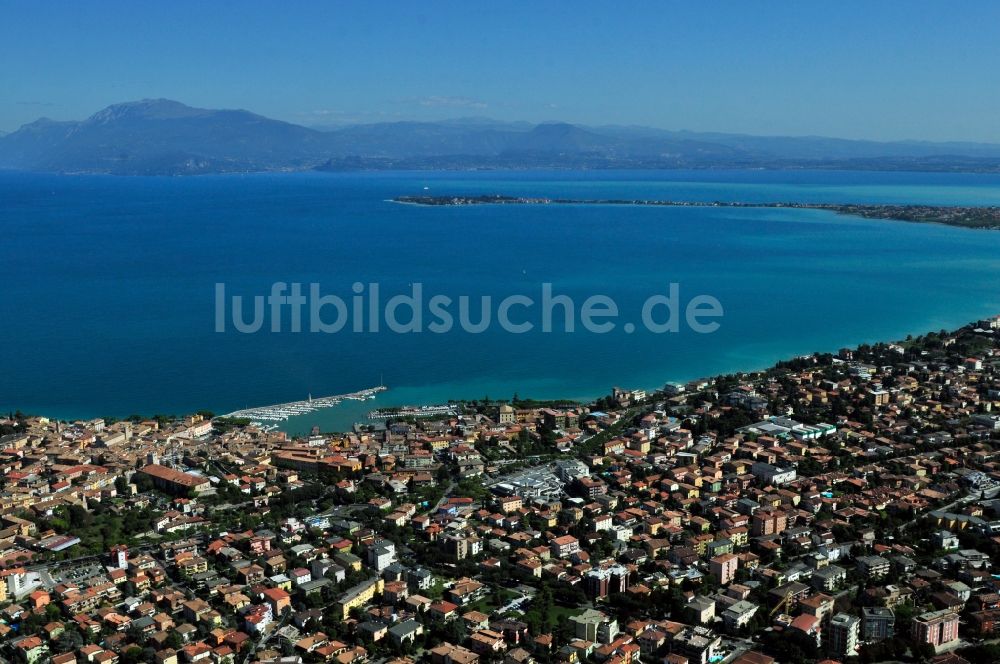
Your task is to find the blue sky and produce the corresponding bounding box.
[3,1,1000,141]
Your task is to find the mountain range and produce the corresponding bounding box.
[4,99,1000,175]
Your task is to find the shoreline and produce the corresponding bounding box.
[11,313,998,434]
[392,194,1000,230]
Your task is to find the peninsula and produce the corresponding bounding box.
[394,194,1000,229]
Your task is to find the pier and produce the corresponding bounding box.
[220,385,387,426]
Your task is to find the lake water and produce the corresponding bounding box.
[2,169,1000,434]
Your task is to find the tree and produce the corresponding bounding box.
[957,644,1000,664]
[115,475,130,494]
[67,504,93,529]
[166,631,183,651]
[57,629,84,653]
[134,473,154,493]
[762,628,818,664]
[523,583,555,633]
[119,646,144,664]
[45,603,62,621]
[913,642,936,661]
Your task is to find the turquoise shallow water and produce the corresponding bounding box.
[2,169,1000,434]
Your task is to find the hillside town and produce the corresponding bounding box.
[4,319,1000,664]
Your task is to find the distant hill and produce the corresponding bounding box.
[4,99,1000,175]
[0,99,334,174]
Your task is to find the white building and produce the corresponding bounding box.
[722,600,758,630]
[751,462,797,486]
[367,540,397,572]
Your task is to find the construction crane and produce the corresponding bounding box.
[770,589,794,618]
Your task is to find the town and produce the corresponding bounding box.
[4,318,1000,664]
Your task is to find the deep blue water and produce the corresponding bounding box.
[2,169,1000,434]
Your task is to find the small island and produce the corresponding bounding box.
[393,194,1000,229]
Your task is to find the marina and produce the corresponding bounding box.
[220,385,387,427]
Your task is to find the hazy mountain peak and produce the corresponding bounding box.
[532,121,584,133]
[507,122,611,153]
[435,116,524,128]
[86,98,210,124]
[20,116,75,129]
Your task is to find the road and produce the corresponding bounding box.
[898,489,980,533]
[243,609,292,664]
[430,480,457,513]
[24,542,164,573]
